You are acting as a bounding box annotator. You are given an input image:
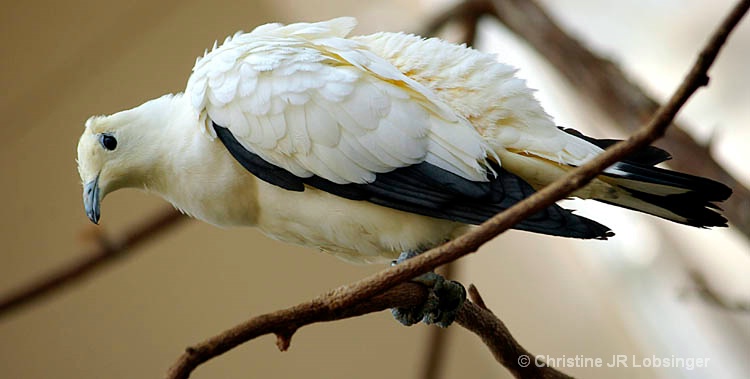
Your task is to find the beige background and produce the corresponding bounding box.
[2,1,749,378]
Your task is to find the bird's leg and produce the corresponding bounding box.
[390,250,466,328]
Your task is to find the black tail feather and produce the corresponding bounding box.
[626,188,728,228]
[608,161,732,202]
[603,161,730,228]
[562,126,731,228]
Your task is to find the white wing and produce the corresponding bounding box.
[185,17,493,185]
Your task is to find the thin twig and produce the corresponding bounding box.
[166,2,750,378]
[0,208,186,318]
[456,287,573,379]
[467,284,490,312]
[487,0,750,240]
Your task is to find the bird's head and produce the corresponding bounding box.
[77,114,142,224]
[76,95,179,224]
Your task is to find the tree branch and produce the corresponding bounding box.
[166,1,750,378]
[168,283,424,379]
[487,0,750,240]
[420,0,493,39]
[168,282,571,379]
[0,208,186,318]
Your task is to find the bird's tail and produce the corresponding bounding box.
[596,161,731,227]
[562,128,732,228]
[495,128,731,229]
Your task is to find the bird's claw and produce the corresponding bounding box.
[390,251,466,328]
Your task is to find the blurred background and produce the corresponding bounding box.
[2,0,750,378]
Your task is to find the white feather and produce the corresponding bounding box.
[185,18,493,185]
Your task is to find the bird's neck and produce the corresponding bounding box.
[135,93,217,190]
[135,93,260,225]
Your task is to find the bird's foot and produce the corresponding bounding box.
[390,250,466,328]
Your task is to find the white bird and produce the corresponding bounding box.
[77,17,730,325]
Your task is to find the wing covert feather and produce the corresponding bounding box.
[186,17,492,185]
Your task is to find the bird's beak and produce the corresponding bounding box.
[83,175,101,224]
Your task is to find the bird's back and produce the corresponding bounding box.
[357,31,614,173]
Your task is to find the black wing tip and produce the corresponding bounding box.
[595,228,616,240]
[574,224,615,240]
[511,204,615,240]
[569,213,615,240]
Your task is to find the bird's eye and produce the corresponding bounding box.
[100,134,117,151]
